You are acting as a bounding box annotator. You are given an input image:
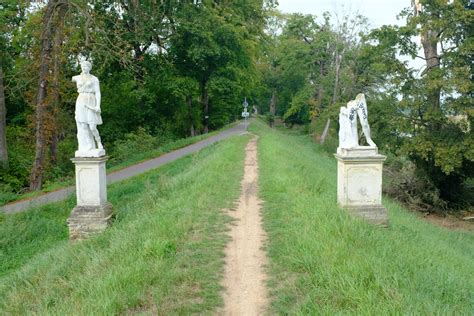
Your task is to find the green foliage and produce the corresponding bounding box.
[1,1,269,193]
[364,1,474,206]
[282,84,313,125]
[0,126,33,200]
[250,119,474,314]
[264,113,275,127]
[109,127,169,165]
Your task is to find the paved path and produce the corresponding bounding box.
[2,122,248,214]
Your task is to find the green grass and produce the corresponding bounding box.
[250,119,474,314]
[0,134,249,314]
[0,121,240,206]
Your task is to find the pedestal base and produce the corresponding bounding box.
[68,155,112,240]
[346,205,388,227]
[67,203,113,240]
[335,147,389,226]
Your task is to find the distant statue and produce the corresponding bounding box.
[72,60,104,155]
[338,93,376,152]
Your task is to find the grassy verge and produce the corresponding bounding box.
[0,134,249,314]
[250,119,474,314]
[0,121,239,207]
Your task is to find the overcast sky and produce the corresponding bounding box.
[277,0,410,28]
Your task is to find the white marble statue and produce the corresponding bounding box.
[72,61,104,157]
[338,93,376,152]
[338,106,356,148]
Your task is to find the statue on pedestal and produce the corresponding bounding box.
[72,60,104,157]
[68,60,111,240]
[335,94,388,226]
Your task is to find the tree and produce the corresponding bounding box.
[259,12,284,123]
[365,0,474,206]
[285,13,332,123]
[0,65,6,168]
[401,0,473,203]
[171,2,259,133]
[0,0,25,168]
[30,0,69,190]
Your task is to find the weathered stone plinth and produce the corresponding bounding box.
[67,155,113,240]
[68,203,113,240]
[335,147,388,226]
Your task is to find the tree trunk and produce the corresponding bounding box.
[30,0,68,191]
[200,81,209,134]
[268,90,277,128]
[49,13,65,165]
[0,65,7,168]
[332,51,343,105]
[421,29,441,113]
[316,56,332,144]
[269,90,276,116]
[320,118,330,145]
[415,1,441,125]
[187,94,195,137]
[316,62,325,108]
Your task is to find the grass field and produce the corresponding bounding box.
[0,134,249,314]
[2,119,473,314]
[250,119,474,314]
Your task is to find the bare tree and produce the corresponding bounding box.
[321,12,367,145]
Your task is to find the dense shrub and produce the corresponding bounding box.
[264,113,275,127]
[383,157,447,212]
[108,127,171,165]
[0,126,34,204]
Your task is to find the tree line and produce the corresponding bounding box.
[0,0,274,198]
[1,0,472,212]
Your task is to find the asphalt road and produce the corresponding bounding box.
[1,121,249,214]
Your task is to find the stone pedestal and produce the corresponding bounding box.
[335,147,388,226]
[67,155,113,240]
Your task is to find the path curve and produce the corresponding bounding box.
[2,122,248,214]
[221,136,269,315]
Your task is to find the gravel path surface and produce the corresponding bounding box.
[1,122,248,214]
[220,136,269,315]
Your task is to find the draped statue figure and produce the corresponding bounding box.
[72,60,104,156]
[338,93,376,152]
[354,93,376,147]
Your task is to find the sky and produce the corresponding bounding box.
[277,0,410,28]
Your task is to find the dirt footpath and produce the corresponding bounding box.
[221,136,269,315]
